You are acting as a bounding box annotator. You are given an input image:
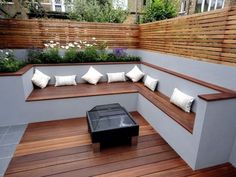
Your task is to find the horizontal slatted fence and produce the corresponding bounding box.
[1,7,236,65]
[139,7,236,65]
[0,19,139,49]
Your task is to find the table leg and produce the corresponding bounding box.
[92,142,100,152]
[131,136,138,146]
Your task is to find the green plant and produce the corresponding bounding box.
[41,41,62,63]
[83,46,99,62]
[41,48,62,64]
[96,41,108,61]
[27,49,44,64]
[142,0,177,23]
[0,50,25,72]
[67,0,128,23]
[63,48,78,63]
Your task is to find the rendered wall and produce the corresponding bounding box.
[137,94,201,169]
[1,55,236,170]
[230,136,236,167]
[132,49,236,91]
[140,64,218,113]
[195,99,236,169]
[0,64,139,126]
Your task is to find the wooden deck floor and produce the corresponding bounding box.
[5,112,236,177]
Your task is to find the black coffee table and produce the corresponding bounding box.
[86,103,139,152]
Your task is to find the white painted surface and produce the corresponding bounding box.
[230,136,236,167]
[0,61,236,170]
[130,49,236,91]
[140,64,218,113]
[195,99,236,169]
[137,94,198,168]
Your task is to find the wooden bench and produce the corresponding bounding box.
[27,82,195,133]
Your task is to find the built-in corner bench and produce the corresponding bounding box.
[1,61,236,170]
[25,62,236,134]
[27,82,196,133]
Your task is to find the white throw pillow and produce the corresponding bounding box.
[31,69,50,89]
[170,88,194,113]
[55,75,77,87]
[107,72,126,83]
[126,65,145,82]
[81,66,103,85]
[144,75,158,91]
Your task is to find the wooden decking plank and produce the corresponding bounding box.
[5,112,236,177]
[7,138,167,174]
[48,151,178,177]
[9,134,162,169]
[6,147,174,177]
[188,165,236,177]
[94,158,185,177]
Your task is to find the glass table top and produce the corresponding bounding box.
[87,103,136,132]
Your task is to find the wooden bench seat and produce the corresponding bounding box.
[27,82,195,133]
[134,83,195,133]
[27,82,138,101]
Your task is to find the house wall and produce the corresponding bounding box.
[185,0,233,15]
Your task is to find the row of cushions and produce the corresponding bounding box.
[31,66,194,113]
[32,65,145,88]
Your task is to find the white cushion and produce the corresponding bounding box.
[144,75,158,91]
[55,75,77,87]
[170,88,194,113]
[126,65,145,82]
[107,72,126,83]
[31,69,50,89]
[81,66,103,85]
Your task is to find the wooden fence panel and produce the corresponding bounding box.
[0,19,139,49]
[1,7,236,65]
[139,7,236,65]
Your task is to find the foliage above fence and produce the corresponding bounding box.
[139,7,236,65]
[0,19,139,49]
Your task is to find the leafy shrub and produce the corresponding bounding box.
[41,48,62,64]
[0,50,25,72]
[83,46,99,62]
[27,49,44,64]
[67,0,128,23]
[142,0,177,23]
[63,48,78,63]
[106,53,140,62]
[0,40,141,73]
[96,41,108,61]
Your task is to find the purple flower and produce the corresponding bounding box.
[113,48,127,57]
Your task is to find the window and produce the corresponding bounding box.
[216,0,224,9]
[143,0,146,6]
[195,0,203,13]
[0,0,13,4]
[55,5,62,12]
[55,0,62,4]
[180,0,187,13]
[52,0,68,12]
[113,0,128,10]
[209,0,216,10]
[195,0,224,13]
